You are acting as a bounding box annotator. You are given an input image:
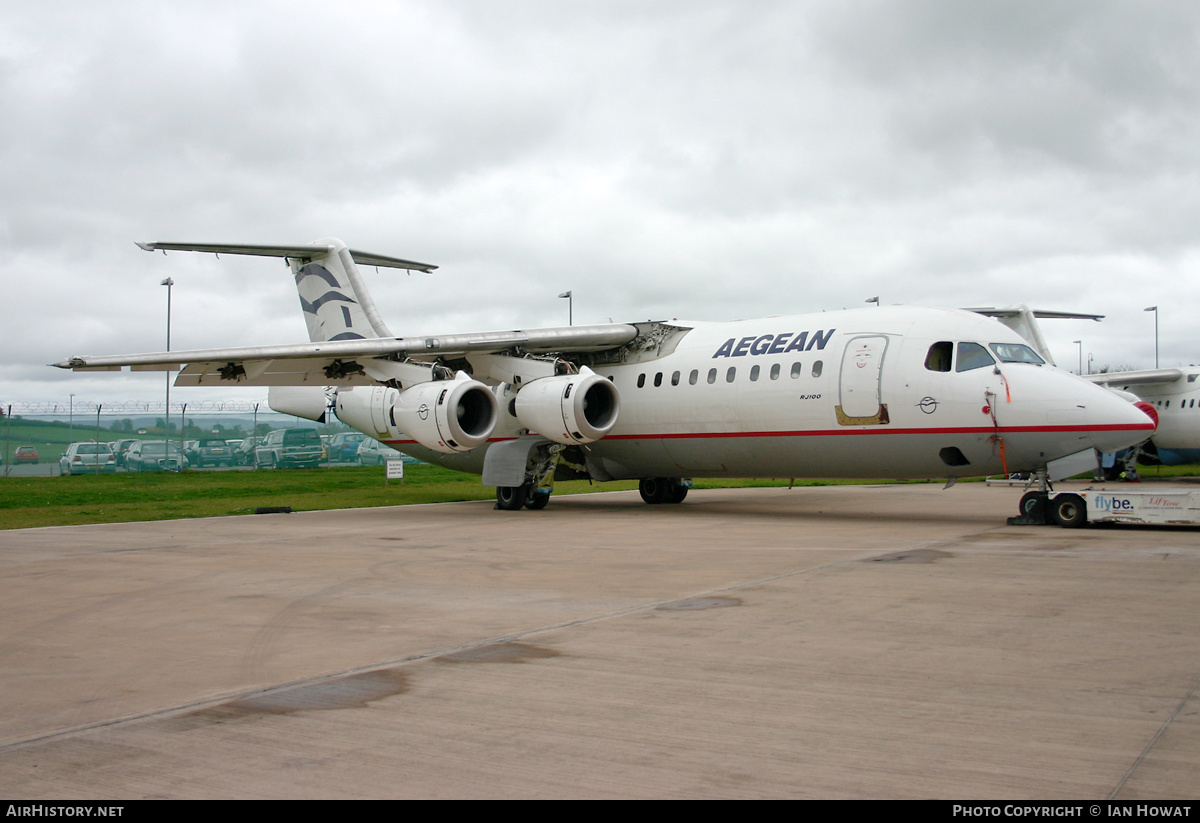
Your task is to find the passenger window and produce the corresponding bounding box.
[750,365,760,381]
[925,342,952,372]
[790,362,802,379]
[671,371,680,386]
[689,369,698,385]
[956,342,995,372]
[707,368,717,384]
[637,373,645,388]
[812,361,823,378]
[654,372,663,387]
[770,363,780,380]
[726,367,736,383]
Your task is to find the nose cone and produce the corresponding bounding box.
[1086,386,1158,453]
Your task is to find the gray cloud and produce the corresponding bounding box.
[3,0,1199,408]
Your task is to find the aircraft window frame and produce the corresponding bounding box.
[654,372,663,388]
[637,373,646,389]
[707,368,717,384]
[726,367,736,383]
[812,360,823,378]
[689,369,698,385]
[770,363,780,380]
[671,370,681,387]
[955,342,995,373]
[790,362,802,379]
[989,342,1045,365]
[750,365,760,382]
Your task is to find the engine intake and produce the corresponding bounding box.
[514,367,620,445]
[392,373,499,453]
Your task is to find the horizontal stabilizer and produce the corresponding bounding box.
[136,241,437,273]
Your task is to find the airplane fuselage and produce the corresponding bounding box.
[383,306,1153,482]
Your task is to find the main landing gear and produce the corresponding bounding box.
[496,482,550,511]
[495,444,561,511]
[639,477,690,505]
[497,476,693,510]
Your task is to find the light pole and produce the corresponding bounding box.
[69,392,75,443]
[1073,340,1083,375]
[558,291,573,326]
[162,277,174,441]
[1144,306,1159,368]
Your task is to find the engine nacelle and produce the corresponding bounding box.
[514,367,620,445]
[391,373,499,453]
[268,385,329,422]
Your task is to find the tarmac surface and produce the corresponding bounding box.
[1,481,1198,799]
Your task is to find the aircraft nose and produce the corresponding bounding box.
[1086,387,1158,454]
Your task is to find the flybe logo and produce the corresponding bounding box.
[712,329,836,359]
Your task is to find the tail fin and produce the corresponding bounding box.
[136,238,436,343]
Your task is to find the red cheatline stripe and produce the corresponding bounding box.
[383,421,1152,447]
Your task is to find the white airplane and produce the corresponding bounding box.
[1084,369,1199,465]
[55,238,1156,514]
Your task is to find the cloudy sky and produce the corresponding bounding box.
[4,0,1199,409]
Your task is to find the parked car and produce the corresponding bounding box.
[59,442,117,475]
[109,438,138,468]
[355,438,404,466]
[255,428,322,468]
[328,432,368,462]
[233,437,261,466]
[125,440,188,472]
[184,438,235,467]
[15,446,39,464]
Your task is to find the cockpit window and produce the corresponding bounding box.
[989,342,1045,365]
[925,341,953,372]
[956,342,995,372]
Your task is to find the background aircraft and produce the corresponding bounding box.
[56,240,1155,512]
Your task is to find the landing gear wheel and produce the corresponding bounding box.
[1018,491,1048,524]
[1051,494,1087,529]
[496,483,530,511]
[525,489,551,510]
[639,477,671,505]
[666,483,689,503]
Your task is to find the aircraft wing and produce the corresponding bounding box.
[1084,368,1189,388]
[52,323,642,385]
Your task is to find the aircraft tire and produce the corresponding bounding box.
[496,484,529,511]
[525,490,551,510]
[639,477,671,505]
[1050,494,1087,529]
[666,483,688,504]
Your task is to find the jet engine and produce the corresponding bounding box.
[391,373,499,453]
[514,367,620,445]
[268,386,329,422]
